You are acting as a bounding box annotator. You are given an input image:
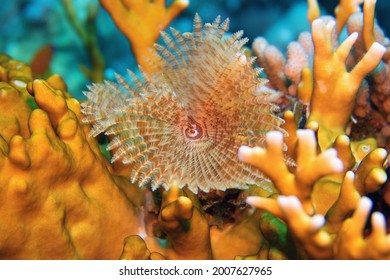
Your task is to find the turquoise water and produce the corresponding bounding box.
[0,0,388,99]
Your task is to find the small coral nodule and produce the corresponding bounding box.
[81,14,286,193]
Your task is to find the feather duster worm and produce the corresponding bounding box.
[81,15,286,193]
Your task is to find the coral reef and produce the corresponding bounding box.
[0,0,390,260]
[0,54,267,261]
[239,129,388,259]
[253,0,390,149]
[241,0,390,259]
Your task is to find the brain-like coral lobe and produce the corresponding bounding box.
[82,15,286,193]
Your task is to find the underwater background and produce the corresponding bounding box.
[1,0,390,100]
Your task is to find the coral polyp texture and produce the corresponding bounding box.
[81,15,286,193]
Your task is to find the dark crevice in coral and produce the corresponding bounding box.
[197,189,248,228]
[366,185,390,234]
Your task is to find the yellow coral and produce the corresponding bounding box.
[0,59,143,259]
[362,0,377,50]
[335,0,364,34]
[308,18,385,149]
[307,0,320,24]
[99,0,189,72]
[240,1,390,255]
[239,130,344,214]
[239,130,389,259]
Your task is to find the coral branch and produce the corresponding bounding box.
[363,0,377,50]
[239,130,343,213]
[277,196,333,259]
[309,18,386,149]
[297,67,313,104]
[157,184,212,259]
[252,38,288,92]
[99,0,189,72]
[247,194,333,259]
[354,147,387,193]
[335,0,364,34]
[307,0,320,24]
[281,111,298,158]
[325,171,361,233]
[335,197,390,259]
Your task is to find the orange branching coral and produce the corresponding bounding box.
[99,0,189,72]
[0,57,143,259]
[308,19,385,149]
[335,0,364,34]
[121,184,212,260]
[346,1,390,143]
[253,0,386,151]
[156,185,212,259]
[307,0,320,24]
[239,130,344,215]
[239,0,390,257]
[82,15,286,193]
[239,129,389,259]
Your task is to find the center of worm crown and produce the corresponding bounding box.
[184,116,204,140]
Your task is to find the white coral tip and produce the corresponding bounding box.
[325,20,336,32]
[311,18,325,31]
[311,214,325,229]
[370,42,386,57]
[277,195,301,210]
[266,130,284,144]
[238,145,252,160]
[371,211,386,230]
[376,148,388,160]
[348,32,359,42]
[359,196,373,213]
[246,196,262,207]
[296,129,315,141]
[345,170,355,180]
[323,148,344,172]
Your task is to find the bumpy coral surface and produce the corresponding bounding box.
[81,15,286,193]
[0,54,142,259]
